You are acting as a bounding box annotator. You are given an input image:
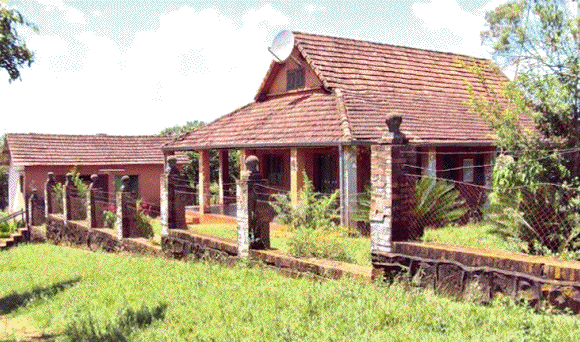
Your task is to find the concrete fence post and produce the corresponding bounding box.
[370,115,415,253]
[237,155,270,257]
[63,173,75,225]
[115,176,137,241]
[27,189,44,226]
[160,170,169,237]
[44,172,56,219]
[87,174,98,228]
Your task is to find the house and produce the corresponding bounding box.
[1,133,186,213]
[162,31,534,229]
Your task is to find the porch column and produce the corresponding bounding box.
[484,152,494,188]
[239,149,247,174]
[198,149,211,214]
[218,149,230,209]
[290,148,305,205]
[341,145,358,229]
[424,147,436,178]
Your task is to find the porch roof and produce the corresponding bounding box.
[165,31,535,151]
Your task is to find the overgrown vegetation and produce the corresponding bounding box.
[463,0,580,258]
[3,244,580,341]
[271,174,353,262]
[0,210,24,238]
[134,198,154,239]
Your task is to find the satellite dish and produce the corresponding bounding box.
[268,30,294,63]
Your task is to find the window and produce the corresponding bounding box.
[463,159,474,183]
[265,154,283,185]
[286,68,305,91]
[115,175,139,196]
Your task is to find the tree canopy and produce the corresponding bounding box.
[159,120,205,136]
[0,4,37,83]
[482,0,580,147]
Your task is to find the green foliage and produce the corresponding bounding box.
[482,0,580,169]
[103,210,116,229]
[271,173,340,232]
[63,304,167,342]
[0,4,38,82]
[0,211,23,238]
[287,229,353,262]
[135,198,153,239]
[270,174,350,261]
[5,244,580,341]
[465,57,579,258]
[413,177,468,229]
[159,120,205,136]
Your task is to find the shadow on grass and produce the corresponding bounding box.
[62,303,168,342]
[0,277,81,315]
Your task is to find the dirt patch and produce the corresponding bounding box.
[0,315,55,341]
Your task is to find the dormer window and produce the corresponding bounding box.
[286,67,305,91]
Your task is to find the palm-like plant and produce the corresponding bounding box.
[413,177,468,230]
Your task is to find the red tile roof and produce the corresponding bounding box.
[166,31,529,150]
[2,133,182,166]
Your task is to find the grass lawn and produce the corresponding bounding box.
[2,244,580,341]
[422,221,522,252]
[188,223,371,266]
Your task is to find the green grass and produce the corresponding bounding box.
[189,223,371,266]
[2,244,580,341]
[423,221,521,252]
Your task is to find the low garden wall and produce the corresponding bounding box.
[373,242,580,313]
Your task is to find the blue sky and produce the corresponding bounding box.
[2,0,506,136]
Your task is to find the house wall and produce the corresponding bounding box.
[23,164,165,207]
[8,162,24,212]
[266,49,323,96]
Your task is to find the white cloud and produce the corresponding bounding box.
[412,0,491,57]
[0,4,289,135]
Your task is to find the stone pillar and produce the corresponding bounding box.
[160,169,169,237]
[290,148,305,206]
[218,149,230,211]
[198,149,211,214]
[237,155,270,257]
[27,189,44,226]
[63,173,76,224]
[370,115,414,253]
[87,174,98,228]
[115,175,136,240]
[44,172,56,218]
[341,145,358,230]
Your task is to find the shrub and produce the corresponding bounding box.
[271,174,350,261]
[134,198,154,239]
[413,177,468,230]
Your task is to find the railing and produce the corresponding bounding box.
[0,209,25,225]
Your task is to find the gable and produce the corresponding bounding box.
[257,48,323,99]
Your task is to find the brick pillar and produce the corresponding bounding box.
[44,172,56,218]
[237,155,270,257]
[370,116,414,253]
[87,174,98,228]
[199,149,211,214]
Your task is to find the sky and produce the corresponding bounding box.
[1,0,507,136]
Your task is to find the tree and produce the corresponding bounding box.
[482,0,580,168]
[1,4,37,82]
[159,120,205,136]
